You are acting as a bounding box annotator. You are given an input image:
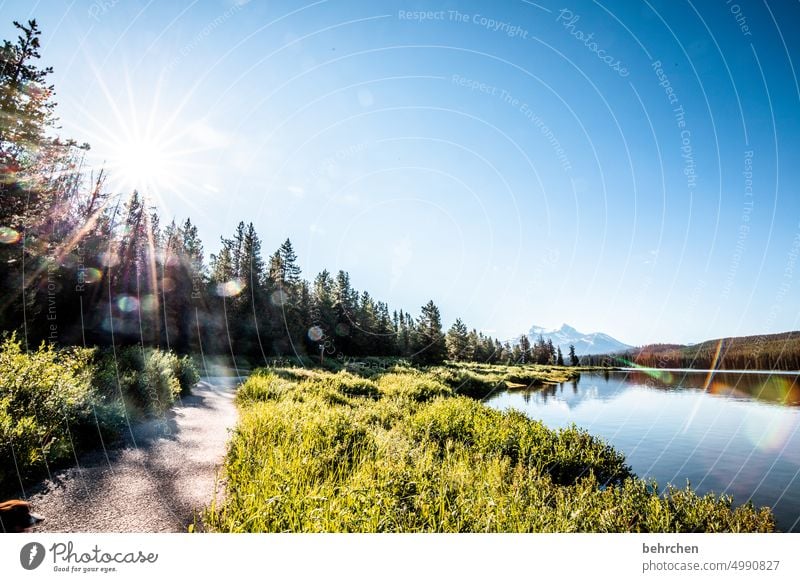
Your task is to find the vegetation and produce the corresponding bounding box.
[0,16,504,367]
[0,20,513,370]
[0,335,199,496]
[204,363,775,533]
[587,331,800,371]
[4,19,791,377]
[0,19,788,533]
[0,21,513,370]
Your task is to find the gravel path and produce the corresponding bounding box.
[27,376,240,533]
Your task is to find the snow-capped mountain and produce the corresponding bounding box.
[526,323,632,356]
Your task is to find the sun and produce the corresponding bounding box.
[67,67,211,213]
[108,134,173,195]
[67,65,230,219]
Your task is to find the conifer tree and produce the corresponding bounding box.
[569,344,579,366]
[445,318,469,361]
[278,238,301,286]
[519,335,531,364]
[412,300,446,365]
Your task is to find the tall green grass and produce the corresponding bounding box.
[205,365,774,532]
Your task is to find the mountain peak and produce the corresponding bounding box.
[524,323,632,356]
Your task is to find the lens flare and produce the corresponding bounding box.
[616,357,673,383]
[116,295,139,312]
[307,326,323,341]
[139,294,158,312]
[743,404,797,452]
[216,279,243,297]
[0,227,21,244]
[82,267,102,284]
[99,251,120,267]
[270,289,288,306]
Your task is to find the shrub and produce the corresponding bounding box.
[142,349,182,413]
[173,355,200,396]
[0,336,201,496]
[314,372,379,399]
[237,372,294,403]
[99,347,185,416]
[0,336,123,494]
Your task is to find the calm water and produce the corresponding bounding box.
[484,369,800,531]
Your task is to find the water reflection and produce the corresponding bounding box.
[621,369,800,406]
[505,369,800,407]
[485,370,800,531]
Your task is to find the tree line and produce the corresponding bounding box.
[1,20,532,367]
[596,332,800,371]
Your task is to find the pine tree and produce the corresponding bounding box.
[333,270,356,353]
[397,309,411,356]
[569,344,579,366]
[483,335,496,363]
[467,330,482,361]
[412,300,446,365]
[268,249,283,287]
[445,318,469,361]
[182,218,204,276]
[519,335,531,364]
[278,238,301,286]
[230,221,245,278]
[236,222,267,358]
[210,239,234,284]
[375,301,395,356]
[556,346,564,366]
[311,269,335,351]
[356,290,377,354]
[240,223,265,287]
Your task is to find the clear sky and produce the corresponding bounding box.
[2,0,799,346]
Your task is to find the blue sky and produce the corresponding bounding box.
[2,0,799,346]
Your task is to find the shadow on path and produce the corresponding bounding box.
[27,376,240,533]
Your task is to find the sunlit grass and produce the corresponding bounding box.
[204,363,775,533]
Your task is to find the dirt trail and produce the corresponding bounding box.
[27,376,240,532]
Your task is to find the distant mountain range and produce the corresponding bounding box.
[526,324,632,356]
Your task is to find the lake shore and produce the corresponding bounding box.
[203,362,775,533]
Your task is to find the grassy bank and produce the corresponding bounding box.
[0,335,199,495]
[204,363,774,532]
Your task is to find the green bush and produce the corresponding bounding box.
[98,347,185,416]
[314,372,379,399]
[174,355,200,396]
[0,336,124,494]
[1,336,198,496]
[237,372,294,403]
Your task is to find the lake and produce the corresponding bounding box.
[484,369,800,532]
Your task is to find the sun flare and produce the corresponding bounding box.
[108,126,179,196]
[69,67,220,216]
[108,134,173,195]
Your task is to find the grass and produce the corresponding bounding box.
[204,362,775,532]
